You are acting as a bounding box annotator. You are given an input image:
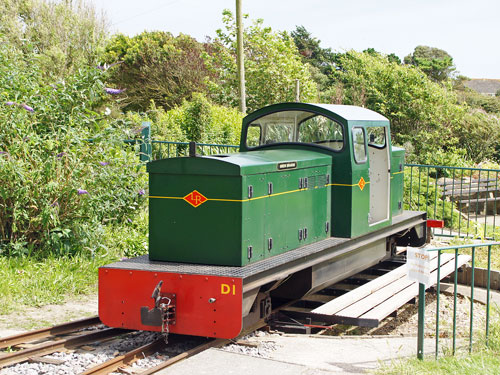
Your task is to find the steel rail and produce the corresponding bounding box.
[80,337,166,375]
[0,328,128,368]
[0,316,101,350]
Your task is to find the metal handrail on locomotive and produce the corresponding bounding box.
[99,103,426,339]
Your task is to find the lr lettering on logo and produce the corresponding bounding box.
[221,284,236,295]
[183,190,207,208]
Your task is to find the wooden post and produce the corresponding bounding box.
[236,0,246,114]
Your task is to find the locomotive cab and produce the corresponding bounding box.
[240,103,403,239]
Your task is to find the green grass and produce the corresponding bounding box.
[0,208,149,315]
[378,350,500,375]
[0,253,118,314]
[377,314,500,375]
[439,237,500,270]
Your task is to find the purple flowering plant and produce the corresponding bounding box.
[104,87,126,95]
[21,103,34,112]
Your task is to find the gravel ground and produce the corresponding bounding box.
[0,331,204,375]
[221,331,282,358]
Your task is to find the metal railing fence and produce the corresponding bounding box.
[405,164,500,240]
[122,122,239,162]
[417,242,500,360]
[151,140,239,160]
[126,132,500,241]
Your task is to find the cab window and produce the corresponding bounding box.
[247,124,261,147]
[367,126,386,148]
[246,110,343,151]
[352,127,367,163]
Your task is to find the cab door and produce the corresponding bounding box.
[366,126,390,225]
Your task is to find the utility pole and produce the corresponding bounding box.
[236,0,246,114]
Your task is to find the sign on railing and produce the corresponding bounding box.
[407,247,432,287]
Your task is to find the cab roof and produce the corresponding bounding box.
[244,102,389,124]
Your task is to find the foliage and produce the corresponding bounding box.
[455,110,500,161]
[0,43,147,257]
[325,51,500,163]
[103,31,212,112]
[101,209,149,259]
[291,25,336,88]
[205,10,318,113]
[0,0,108,79]
[327,51,461,156]
[126,93,243,145]
[457,89,500,115]
[404,45,455,82]
[407,148,472,168]
[387,53,402,64]
[404,171,461,228]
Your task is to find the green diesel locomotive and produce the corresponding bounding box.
[148,102,410,265]
[99,103,426,338]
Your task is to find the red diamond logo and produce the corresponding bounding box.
[183,190,208,208]
[358,177,366,191]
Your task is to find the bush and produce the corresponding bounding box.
[404,171,461,228]
[103,31,211,112]
[125,93,244,145]
[0,0,108,80]
[0,43,146,257]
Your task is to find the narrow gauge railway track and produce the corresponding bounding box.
[1,257,447,375]
[81,319,270,374]
[0,322,127,369]
[0,316,102,350]
[0,317,266,375]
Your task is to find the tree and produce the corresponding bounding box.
[404,45,455,82]
[387,53,401,64]
[103,32,212,112]
[205,11,318,113]
[326,51,500,162]
[0,0,108,79]
[291,26,336,77]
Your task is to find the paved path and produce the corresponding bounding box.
[157,334,437,375]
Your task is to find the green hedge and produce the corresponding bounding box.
[0,43,146,257]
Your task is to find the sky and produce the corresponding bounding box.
[90,0,500,79]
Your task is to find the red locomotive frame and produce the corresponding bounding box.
[99,267,243,339]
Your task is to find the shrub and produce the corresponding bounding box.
[0,43,146,257]
[0,0,108,80]
[103,32,211,112]
[125,93,244,145]
[329,51,500,163]
[404,171,461,228]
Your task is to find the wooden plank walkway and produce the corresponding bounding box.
[309,251,470,327]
